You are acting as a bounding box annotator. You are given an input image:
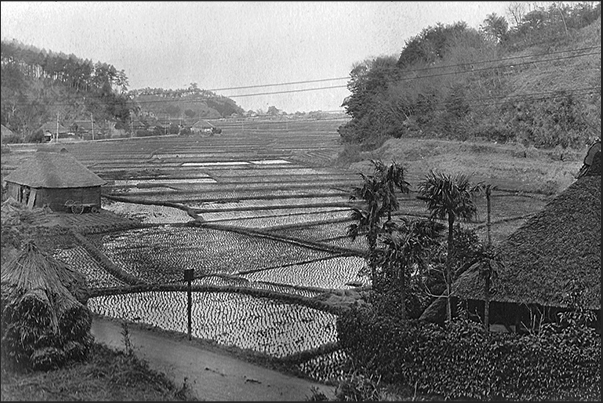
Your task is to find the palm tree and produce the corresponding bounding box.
[347,160,410,283]
[417,170,480,323]
[348,174,382,281]
[370,159,410,222]
[374,218,443,320]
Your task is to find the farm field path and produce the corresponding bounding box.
[90,316,336,401]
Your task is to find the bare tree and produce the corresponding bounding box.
[506,2,527,26]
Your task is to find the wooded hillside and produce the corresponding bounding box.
[0,41,244,142]
[339,2,601,150]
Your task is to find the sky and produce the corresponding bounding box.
[1,1,514,113]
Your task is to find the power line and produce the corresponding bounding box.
[148,51,602,100]
[220,87,601,118]
[223,84,349,98]
[125,52,601,102]
[4,50,600,106]
[145,46,601,93]
[205,77,349,92]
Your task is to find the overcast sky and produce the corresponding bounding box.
[1,1,513,113]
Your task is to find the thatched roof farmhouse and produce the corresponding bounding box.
[1,240,92,370]
[3,149,106,212]
[422,150,601,330]
[1,124,17,141]
[38,122,69,142]
[456,151,599,328]
[191,119,216,134]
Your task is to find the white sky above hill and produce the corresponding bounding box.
[1,1,516,113]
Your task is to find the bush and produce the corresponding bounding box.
[24,130,45,143]
[135,129,153,137]
[337,305,601,400]
[1,133,23,144]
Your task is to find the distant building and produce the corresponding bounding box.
[3,149,106,212]
[191,119,216,134]
[71,120,95,138]
[1,124,17,142]
[38,122,68,142]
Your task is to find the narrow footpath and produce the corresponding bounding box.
[90,317,336,401]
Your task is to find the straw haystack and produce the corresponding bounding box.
[1,240,92,370]
[1,197,22,226]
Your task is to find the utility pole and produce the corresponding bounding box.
[183,268,194,341]
[91,113,94,141]
[56,112,59,143]
[486,185,492,248]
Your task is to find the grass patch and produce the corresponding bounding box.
[0,342,197,401]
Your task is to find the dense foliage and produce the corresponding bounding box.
[1,39,132,140]
[339,2,601,150]
[336,304,601,400]
[0,42,244,142]
[129,83,244,121]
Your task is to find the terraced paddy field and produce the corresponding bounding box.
[2,118,560,383]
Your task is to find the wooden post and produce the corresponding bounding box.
[486,186,492,247]
[183,269,194,340]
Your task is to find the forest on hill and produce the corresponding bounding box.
[339,1,601,151]
[0,41,245,142]
[129,84,244,122]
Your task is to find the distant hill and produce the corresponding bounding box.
[339,2,601,150]
[129,85,245,121]
[0,39,135,142]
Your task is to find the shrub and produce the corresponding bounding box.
[337,305,601,400]
[135,129,153,137]
[1,133,23,144]
[24,130,45,143]
[334,372,384,401]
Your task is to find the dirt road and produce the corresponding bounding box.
[90,317,336,401]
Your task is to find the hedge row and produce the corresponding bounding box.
[336,305,601,400]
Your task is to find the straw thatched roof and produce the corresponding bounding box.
[38,122,68,133]
[192,119,215,129]
[1,124,16,138]
[1,240,92,369]
[1,197,22,225]
[452,152,601,311]
[3,150,106,188]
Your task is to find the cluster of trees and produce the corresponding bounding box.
[129,82,244,121]
[0,42,247,142]
[339,1,601,150]
[347,160,499,326]
[335,160,599,400]
[1,39,132,140]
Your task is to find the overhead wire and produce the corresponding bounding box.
[222,51,600,98]
[4,48,600,106]
[144,45,599,93]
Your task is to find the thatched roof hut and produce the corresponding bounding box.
[1,124,17,140]
[421,152,601,327]
[1,240,92,370]
[3,150,106,212]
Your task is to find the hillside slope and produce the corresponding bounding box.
[339,4,601,151]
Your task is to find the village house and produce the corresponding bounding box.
[190,119,216,134]
[3,148,106,212]
[1,124,17,143]
[421,146,601,332]
[38,122,69,142]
